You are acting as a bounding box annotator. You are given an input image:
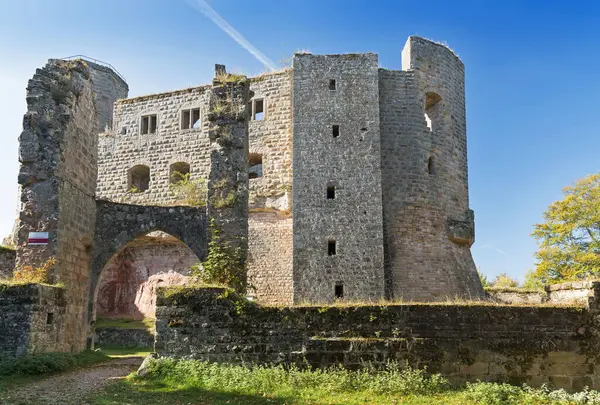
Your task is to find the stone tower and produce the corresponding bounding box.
[379,37,483,301]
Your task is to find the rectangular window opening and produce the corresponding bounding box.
[332,125,340,138]
[328,240,337,256]
[327,185,335,199]
[191,108,201,128]
[335,284,344,299]
[181,110,191,130]
[46,313,54,325]
[329,79,336,91]
[254,99,264,121]
[141,116,149,134]
[149,115,157,134]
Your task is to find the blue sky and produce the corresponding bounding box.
[0,0,599,282]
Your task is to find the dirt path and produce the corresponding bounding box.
[0,357,143,405]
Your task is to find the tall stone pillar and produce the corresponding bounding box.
[206,65,250,290]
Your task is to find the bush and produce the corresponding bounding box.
[12,258,56,284]
[0,351,108,377]
[464,382,600,404]
[169,172,206,207]
[193,221,247,293]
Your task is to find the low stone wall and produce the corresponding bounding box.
[0,284,67,358]
[488,282,600,308]
[0,247,16,279]
[486,289,545,305]
[156,287,600,390]
[95,327,154,348]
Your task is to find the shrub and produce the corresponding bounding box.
[191,221,247,293]
[12,258,56,284]
[136,358,450,397]
[169,172,206,207]
[0,351,108,377]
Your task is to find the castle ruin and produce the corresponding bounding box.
[93,36,484,314]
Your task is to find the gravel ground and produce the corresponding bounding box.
[0,357,143,405]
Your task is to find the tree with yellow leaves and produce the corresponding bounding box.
[531,173,600,284]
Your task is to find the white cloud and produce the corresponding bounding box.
[185,0,278,72]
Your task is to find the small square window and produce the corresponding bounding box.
[46,313,54,325]
[332,125,340,138]
[327,185,335,199]
[141,114,157,134]
[181,108,201,130]
[335,284,344,299]
[329,79,337,90]
[328,240,336,256]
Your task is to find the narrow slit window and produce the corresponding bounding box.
[329,79,336,90]
[428,157,434,175]
[254,99,265,120]
[328,240,337,256]
[335,284,344,299]
[327,185,335,199]
[46,313,54,325]
[332,125,340,138]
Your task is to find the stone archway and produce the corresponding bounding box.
[95,231,201,322]
[88,201,209,342]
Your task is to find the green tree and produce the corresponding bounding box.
[531,173,600,284]
[477,267,491,288]
[491,273,519,289]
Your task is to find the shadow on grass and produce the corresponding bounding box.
[90,379,301,405]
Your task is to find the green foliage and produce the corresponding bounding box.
[522,269,545,291]
[491,273,519,289]
[478,268,491,288]
[128,186,142,194]
[464,381,600,405]
[87,359,600,404]
[532,173,600,284]
[134,358,450,397]
[12,257,56,284]
[191,221,247,293]
[0,351,108,377]
[169,172,206,207]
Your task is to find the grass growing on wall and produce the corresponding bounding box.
[88,358,600,405]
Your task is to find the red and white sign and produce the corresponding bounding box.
[28,232,49,245]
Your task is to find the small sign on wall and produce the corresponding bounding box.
[28,232,49,246]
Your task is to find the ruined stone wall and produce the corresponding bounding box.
[156,287,600,391]
[0,284,67,358]
[95,327,154,349]
[292,53,385,303]
[248,70,293,210]
[378,37,483,301]
[247,213,293,304]
[85,61,129,133]
[15,60,106,352]
[96,235,198,320]
[0,247,16,279]
[97,86,212,205]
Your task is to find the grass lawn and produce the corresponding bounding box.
[86,358,596,405]
[89,378,477,405]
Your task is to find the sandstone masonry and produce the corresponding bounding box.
[94,36,483,304]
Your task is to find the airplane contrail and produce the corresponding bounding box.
[186,0,278,72]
